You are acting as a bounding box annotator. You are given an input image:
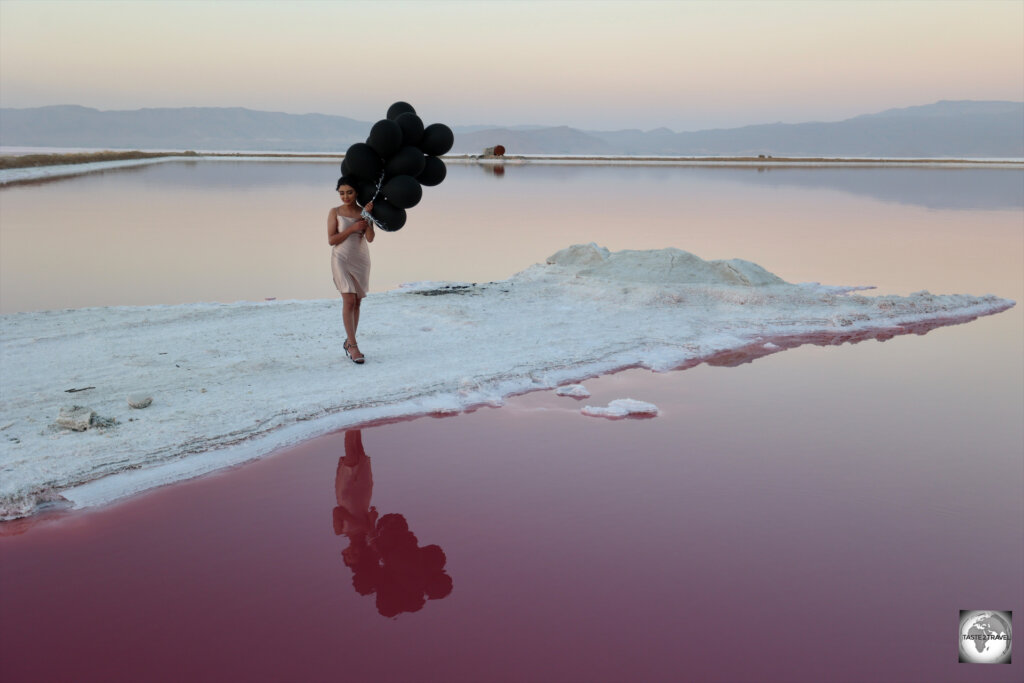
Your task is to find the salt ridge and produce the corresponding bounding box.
[0,244,1015,519]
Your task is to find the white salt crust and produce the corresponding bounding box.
[0,244,1014,518]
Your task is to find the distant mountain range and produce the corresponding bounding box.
[1,100,1021,157]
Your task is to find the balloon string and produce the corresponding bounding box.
[361,169,386,227]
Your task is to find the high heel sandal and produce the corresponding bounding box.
[344,340,365,364]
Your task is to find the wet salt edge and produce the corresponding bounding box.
[555,384,590,398]
[0,243,1015,518]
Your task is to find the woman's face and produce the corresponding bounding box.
[338,185,357,205]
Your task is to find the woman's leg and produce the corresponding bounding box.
[342,294,357,344]
[343,294,365,361]
[353,296,362,335]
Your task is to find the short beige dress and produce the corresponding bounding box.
[331,212,370,299]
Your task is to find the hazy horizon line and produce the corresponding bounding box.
[4,98,1022,136]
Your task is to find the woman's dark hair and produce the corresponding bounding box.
[336,175,359,191]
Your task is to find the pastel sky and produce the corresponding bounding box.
[1,0,1021,131]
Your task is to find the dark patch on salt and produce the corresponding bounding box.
[410,282,511,297]
[90,415,118,429]
[411,285,475,296]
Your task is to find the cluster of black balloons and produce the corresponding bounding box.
[342,101,453,231]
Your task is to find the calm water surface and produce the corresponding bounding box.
[0,162,1021,682]
[1,161,1021,311]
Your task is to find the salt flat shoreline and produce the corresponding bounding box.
[0,244,1015,520]
[1,152,1021,186]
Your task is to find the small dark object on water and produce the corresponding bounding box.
[65,387,95,393]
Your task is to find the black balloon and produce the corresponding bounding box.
[395,112,424,146]
[417,156,447,186]
[419,123,454,156]
[356,180,378,206]
[344,142,383,178]
[371,199,407,232]
[367,119,402,158]
[387,101,416,121]
[339,103,452,232]
[382,175,422,209]
[385,145,426,178]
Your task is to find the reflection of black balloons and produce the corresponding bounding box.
[383,175,422,209]
[385,146,426,178]
[419,123,454,156]
[344,142,383,178]
[418,156,447,186]
[395,112,424,146]
[371,199,407,231]
[367,119,403,158]
[424,567,454,600]
[387,101,416,121]
[419,544,446,572]
[373,513,453,617]
[333,427,453,618]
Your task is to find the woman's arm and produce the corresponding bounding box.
[328,208,367,246]
[328,208,342,245]
[362,201,376,243]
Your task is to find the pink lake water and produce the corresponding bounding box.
[2,161,1022,311]
[0,161,1022,682]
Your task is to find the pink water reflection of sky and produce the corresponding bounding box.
[1,305,1021,681]
[1,162,1021,314]
[0,161,1020,681]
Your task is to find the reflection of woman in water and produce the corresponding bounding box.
[333,429,453,617]
[333,430,378,575]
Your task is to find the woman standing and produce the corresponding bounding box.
[328,177,374,364]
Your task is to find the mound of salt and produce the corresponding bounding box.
[547,243,611,268]
[547,242,785,286]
